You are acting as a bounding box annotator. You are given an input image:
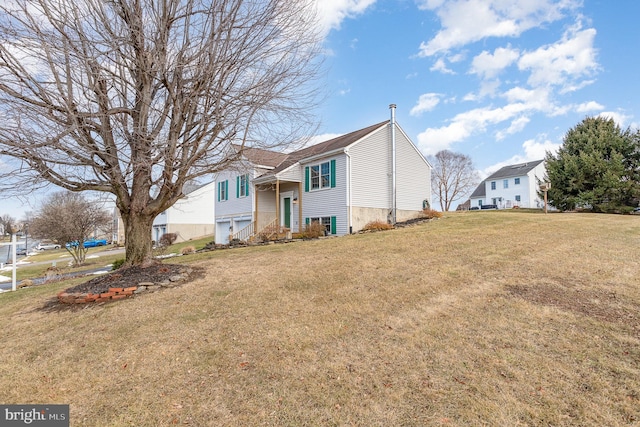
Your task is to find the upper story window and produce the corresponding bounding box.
[305,159,336,192]
[503,179,509,189]
[237,174,249,198]
[514,178,520,185]
[217,180,228,201]
[490,181,496,190]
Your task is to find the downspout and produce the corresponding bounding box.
[275,178,280,230]
[345,148,352,234]
[253,182,258,237]
[390,104,397,224]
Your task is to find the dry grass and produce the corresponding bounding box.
[1,211,639,426]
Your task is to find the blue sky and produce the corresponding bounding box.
[2,0,639,218]
[315,0,640,177]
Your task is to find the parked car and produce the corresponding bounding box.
[66,238,108,248]
[36,241,61,250]
[16,247,28,256]
[632,207,640,214]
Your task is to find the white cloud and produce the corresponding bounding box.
[597,111,632,128]
[518,24,598,91]
[417,102,531,154]
[314,0,378,35]
[410,93,442,116]
[470,46,520,79]
[576,101,604,113]
[496,116,530,140]
[481,136,560,177]
[430,58,455,74]
[416,0,579,56]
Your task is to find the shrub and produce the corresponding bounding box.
[423,208,443,219]
[301,221,326,239]
[158,233,178,247]
[362,220,394,231]
[181,245,196,255]
[112,258,126,270]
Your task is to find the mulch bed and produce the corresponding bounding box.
[64,263,189,295]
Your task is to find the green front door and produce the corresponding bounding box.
[284,197,291,228]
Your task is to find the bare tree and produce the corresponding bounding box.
[0,0,323,266]
[0,214,19,237]
[30,192,113,266]
[430,150,480,212]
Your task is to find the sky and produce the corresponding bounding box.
[2,0,639,218]
[314,0,640,174]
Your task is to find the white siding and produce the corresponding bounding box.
[168,183,216,225]
[301,155,349,235]
[215,169,253,219]
[479,163,546,209]
[349,126,391,209]
[395,128,431,211]
[152,182,216,242]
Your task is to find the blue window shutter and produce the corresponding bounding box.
[217,182,220,202]
[236,176,240,198]
[330,160,336,188]
[245,174,249,196]
[330,216,336,234]
[305,167,310,192]
[225,180,229,201]
[305,217,310,225]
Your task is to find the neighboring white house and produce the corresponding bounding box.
[469,160,546,209]
[152,181,216,243]
[214,105,432,244]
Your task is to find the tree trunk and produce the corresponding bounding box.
[122,212,156,267]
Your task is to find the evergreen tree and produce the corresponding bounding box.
[545,117,640,212]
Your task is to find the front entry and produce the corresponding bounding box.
[280,191,293,229]
[283,197,291,228]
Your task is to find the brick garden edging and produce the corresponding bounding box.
[57,286,137,304]
[57,268,192,304]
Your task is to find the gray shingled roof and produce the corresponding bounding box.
[232,145,289,168]
[469,182,485,198]
[485,159,544,180]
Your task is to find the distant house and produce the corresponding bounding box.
[214,106,432,244]
[152,182,216,243]
[469,160,546,209]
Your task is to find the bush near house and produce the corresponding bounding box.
[362,220,394,232]
[300,221,326,239]
[423,208,443,219]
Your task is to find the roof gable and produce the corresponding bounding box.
[256,121,390,178]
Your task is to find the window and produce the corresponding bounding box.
[490,181,496,190]
[307,216,336,235]
[478,200,483,207]
[514,178,520,185]
[237,174,249,198]
[305,160,336,191]
[515,195,521,202]
[217,180,228,201]
[503,179,508,189]
[310,162,330,190]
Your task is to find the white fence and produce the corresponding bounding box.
[0,236,18,291]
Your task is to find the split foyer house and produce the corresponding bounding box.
[469,159,546,209]
[214,105,432,244]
